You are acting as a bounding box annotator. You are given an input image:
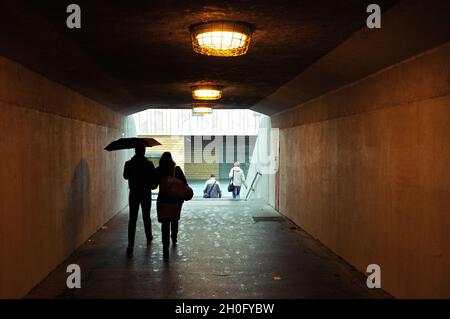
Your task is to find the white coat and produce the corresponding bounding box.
[229,167,247,187]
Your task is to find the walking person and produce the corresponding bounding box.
[123,147,156,253]
[228,161,247,200]
[155,152,192,259]
[203,174,222,198]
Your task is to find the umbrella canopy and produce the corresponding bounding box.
[104,137,161,151]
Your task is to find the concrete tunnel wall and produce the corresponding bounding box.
[0,57,133,298]
[271,42,450,298]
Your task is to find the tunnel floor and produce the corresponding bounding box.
[27,200,390,298]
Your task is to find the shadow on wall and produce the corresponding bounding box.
[63,159,90,253]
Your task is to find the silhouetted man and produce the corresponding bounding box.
[123,147,155,252]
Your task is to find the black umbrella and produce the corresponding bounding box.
[104,137,161,151]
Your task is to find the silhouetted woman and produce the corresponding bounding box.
[155,152,189,259]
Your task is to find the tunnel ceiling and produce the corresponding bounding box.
[0,0,398,114]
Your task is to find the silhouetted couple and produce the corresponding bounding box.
[123,148,190,259]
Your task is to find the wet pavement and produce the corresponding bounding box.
[27,199,390,298]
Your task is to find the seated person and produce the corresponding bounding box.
[203,174,222,198]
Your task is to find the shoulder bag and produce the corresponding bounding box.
[227,170,235,192]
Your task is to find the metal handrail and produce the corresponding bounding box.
[245,171,262,200]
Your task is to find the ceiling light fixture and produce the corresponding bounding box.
[190,21,253,57]
[192,103,214,115]
[192,85,222,101]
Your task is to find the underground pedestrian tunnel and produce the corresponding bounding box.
[1,0,449,299]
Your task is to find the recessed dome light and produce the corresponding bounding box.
[190,21,253,57]
[192,85,222,101]
[192,103,214,115]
